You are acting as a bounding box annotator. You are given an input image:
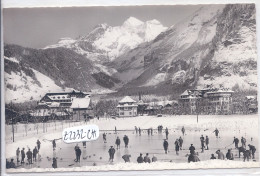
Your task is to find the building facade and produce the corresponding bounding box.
[33,90,92,120]
[178,88,234,115]
[117,96,138,117]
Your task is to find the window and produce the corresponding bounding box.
[129,112,132,115]
[128,107,132,110]
[120,112,124,115]
[120,107,124,110]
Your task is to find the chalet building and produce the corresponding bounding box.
[178,88,234,115]
[71,96,93,121]
[117,96,138,117]
[33,90,91,120]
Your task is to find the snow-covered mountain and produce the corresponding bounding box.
[44,17,167,62]
[112,4,257,95]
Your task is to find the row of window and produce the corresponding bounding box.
[119,107,133,110]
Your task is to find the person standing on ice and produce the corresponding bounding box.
[75,147,82,162]
[108,146,116,162]
[243,149,251,162]
[144,153,151,163]
[181,126,185,136]
[163,139,169,154]
[115,126,117,134]
[226,149,234,160]
[215,150,225,160]
[233,137,239,149]
[174,139,180,155]
[189,144,196,155]
[213,128,219,138]
[137,153,144,163]
[179,136,183,150]
[21,148,25,164]
[103,133,107,143]
[135,126,138,134]
[115,137,121,149]
[33,146,38,162]
[205,136,209,150]
[200,135,205,152]
[82,141,86,148]
[123,135,129,148]
[165,128,169,140]
[52,139,56,150]
[52,158,57,168]
[122,154,131,163]
[16,147,20,163]
[248,144,256,159]
[138,127,141,136]
[26,149,33,164]
[37,139,41,151]
[241,137,246,148]
[151,128,153,136]
[147,129,150,135]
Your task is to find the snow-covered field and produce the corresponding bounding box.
[5,114,259,172]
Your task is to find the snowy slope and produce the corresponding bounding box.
[113,4,257,94]
[44,17,167,62]
[5,63,64,103]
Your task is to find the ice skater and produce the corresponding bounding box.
[205,136,209,150]
[52,158,57,168]
[103,133,107,143]
[144,153,151,163]
[37,139,41,151]
[122,154,131,163]
[16,147,20,163]
[75,147,82,162]
[137,153,144,163]
[213,128,219,138]
[82,141,86,148]
[248,144,256,159]
[200,135,205,152]
[108,146,115,162]
[189,144,196,155]
[241,137,246,148]
[165,128,169,140]
[181,126,185,136]
[123,135,129,148]
[138,127,141,136]
[115,137,121,149]
[179,136,183,150]
[174,139,180,155]
[33,146,38,162]
[26,149,33,164]
[21,148,25,164]
[163,139,169,154]
[233,137,239,149]
[226,149,234,160]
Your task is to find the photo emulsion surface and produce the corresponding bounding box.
[3,4,259,172]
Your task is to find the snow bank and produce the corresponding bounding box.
[7,160,260,172]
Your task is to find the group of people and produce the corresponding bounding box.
[7,139,41,169]
[137,153,157,163]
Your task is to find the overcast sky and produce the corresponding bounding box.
[3,5,202,48]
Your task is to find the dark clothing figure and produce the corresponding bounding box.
[33,147,38,161]
[233,137,239,149]
[243,150,251,162]
[138,128,141,136]
[189,145,196,155]
[115,137,121,149]
[75,148,82,162]
[26,150,33,164]
[6,159,10,169]
[152,156,157,162]
[123,135,129,148]
[181,126,185,136]
[52,158,57,168]
[241,137,246,148]
[21,149,25,164]
[165,128,169,140]
[135,126,138,134]
[226,150,234,160]
[144,154,151,163]
[151,128,153,136]
[205,136,209,150]
[16,148,20,163]
[122,154,131,163]
[210,154,216,159]
[108,147,116,162]
[37,140,41,150]
[188,154,200,163]
[248,144,256,159]
[82,141,86,148]
[115,126,117,133]
[52,140,56,150]
[216,150,225,160]
[163,140,169,154]
[213,129,219,138]
[148,129,150,135]
[9,159,16,168]
[103,133,107,143]
[238,146,246,158]
[137,154,144,163]
[200,135,205,152]
[179,137,183,150]
[175,140,180,155]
